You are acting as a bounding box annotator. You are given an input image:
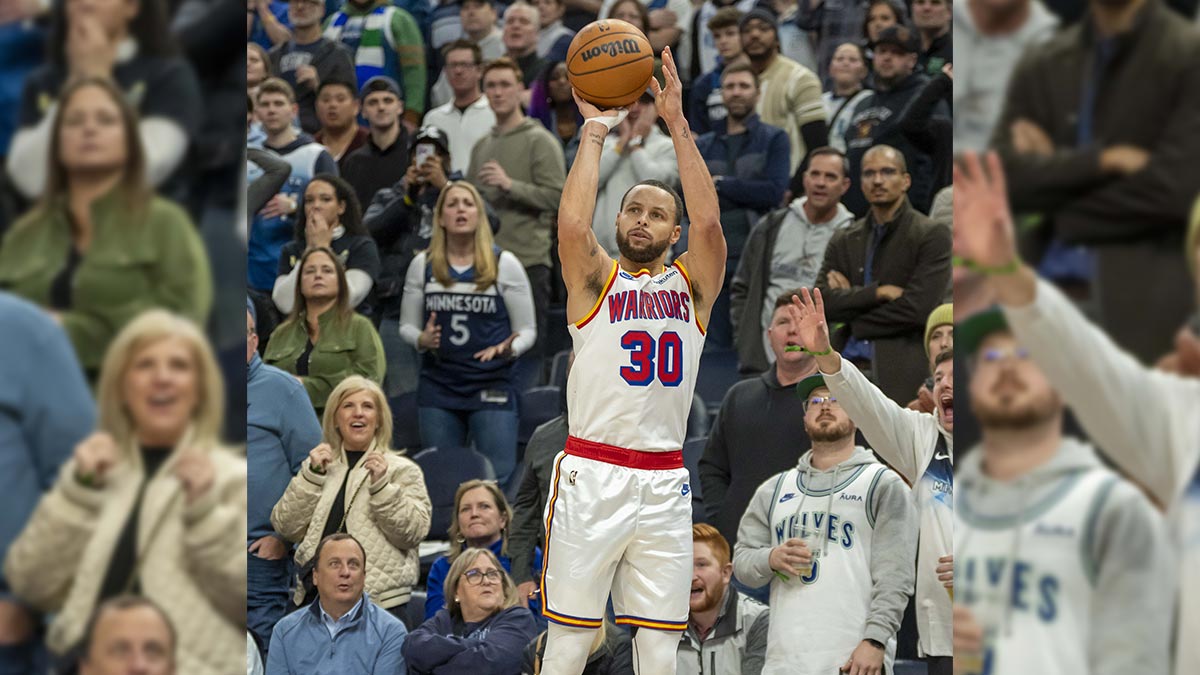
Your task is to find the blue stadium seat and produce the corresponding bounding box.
[686,393,709,441]
[683,437,707,523]
[389,391,421,451]
[549,349,572,391]
[412,446,495,540]
[694,349,740,418]
[893,659,928,675]
[405,590,427,631]
[545,305,571,358]
[519,386,562,445]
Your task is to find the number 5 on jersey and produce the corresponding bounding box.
[620,330,683,387]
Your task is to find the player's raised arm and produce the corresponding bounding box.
[654,46,726,328]
[558,92,623,318]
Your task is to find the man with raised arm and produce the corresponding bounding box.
[538,45,726,675]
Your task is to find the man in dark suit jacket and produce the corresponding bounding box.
[815,144,951,404]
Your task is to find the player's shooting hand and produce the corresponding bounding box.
[572,89,627,132]
[788,288,831,356]
[936,554,954,589]
[826,270,850,290]
[474,333,517,362]
[419,312,442,350]
[841,640,884,675]
[768,538,812,577]
[953,151,1020,275]
[649,46,684,127]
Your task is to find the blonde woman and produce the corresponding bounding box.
[423,479,543,620]
[399,181,536,486]
[271,376,432,620]
[403,547,539,675]
[3,310,246,675]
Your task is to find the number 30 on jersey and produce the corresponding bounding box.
[619,330,683,386]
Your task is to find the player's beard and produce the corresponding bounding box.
[616,228,670,264]
[805,415,854,443]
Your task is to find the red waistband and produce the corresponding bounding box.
[565,436,683,470]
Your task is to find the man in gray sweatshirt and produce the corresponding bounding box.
[733,374,917,675]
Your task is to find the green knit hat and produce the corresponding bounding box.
[958,308,1009,358]
[924,303,954,357]
[1187,194,1200,277]
[794,374,828,401]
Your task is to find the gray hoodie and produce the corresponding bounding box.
[733,446,917,652]
[955,435,1173,675]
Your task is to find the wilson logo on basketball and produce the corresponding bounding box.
[579,38,642,63]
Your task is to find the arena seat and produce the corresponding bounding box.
[519,386,562,445]
[389,391,421,451]
[412,446,495,540]
[695,349,740,417]
[682,437,707,523]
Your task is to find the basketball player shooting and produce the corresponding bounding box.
[538,46,726,674]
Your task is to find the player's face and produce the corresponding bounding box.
[304,180,346,227]
[912,0,950,31]
[861,150,910,208]
[461,0,498,35]
[615,185,680,265]
[829,43,868,89]
[719,71,757,120]
[313,539,366,608]
[335,390,379,452]
[739,19,778,60]
[503,6,539,53]
[300,251,339,303]
[932,359,953,431]
[802,154,850,211]
[535,0,563,27]
[440,186,481,237]
[690,542,732,614]
[287,0,324,29]
[317,85,359,131]
[457,486,507,544]
[767,304,811,365]
[256,93,296,135]
[866,3,898,43]
[969,332,1063,430]
[803,386,854,442]
[458,558,505,615]
[58,84,128,176]
[363,91,403,131]
[79,606,175,675]
[122,336,200,448]
[483,69,523,117]
[928,325,953,359]
[712,25,742,61]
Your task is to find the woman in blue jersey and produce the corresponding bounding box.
[399,181,536,486]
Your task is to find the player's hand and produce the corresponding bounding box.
[174,449,216,504]
[953,605,985,670]
[572,89,627,131]
[787,288,831,356]
[73,431,119,487]
[249,535,289,560]
[308,443,335,473]
[952,151,1019,273]
[1100,144,1150,176]
[419,312,442,350]
[875,284,904,301]
[474,334,518,362]
[768,538,812,577]
[826,270,850,290]
[260,193,296,219]
[648,46,684,127]
[840,640,884,675]
[477,160,513,192]
[362,453,389,483]
[937,554,953,589]
[1010,118,1053,157]
[304,207,335,249]
[516,580,539,608]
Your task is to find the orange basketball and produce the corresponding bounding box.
[566,19,655,109]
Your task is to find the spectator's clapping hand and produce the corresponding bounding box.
[788,288,831,355]
[308,443,335,474]
[419,312,442,351]
[649,46,683,127]
[474,333,518,362]
[73,431,119,487]
[952,152,1018,273]
[174,449,216,504]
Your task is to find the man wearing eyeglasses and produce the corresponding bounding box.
[815,143,951,405]
[266,534,408,674]
[786,287,953,675]
[733,373,917,675]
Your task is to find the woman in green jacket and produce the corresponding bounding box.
[263,246,385,413]
[0,76,212,377]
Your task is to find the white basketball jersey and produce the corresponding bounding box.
[567,260,706,452]
[761,463,897,675]
[954,468,1119,675]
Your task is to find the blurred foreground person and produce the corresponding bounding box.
[3,310,247,675]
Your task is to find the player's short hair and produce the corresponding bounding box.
[443,39,483,65]
[619,180,683,229]
[482,56,524,85]
[708,6,743,32]
[720,61,758,89]
[932,348,953,374]
[257,77,296,104]
[80,596,176,661]
[692,523,731,567]
[807,146,851,179]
